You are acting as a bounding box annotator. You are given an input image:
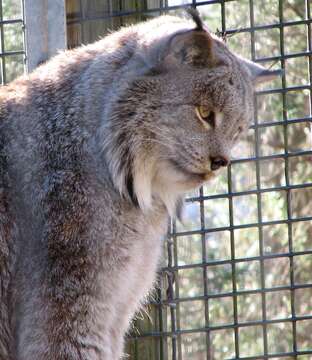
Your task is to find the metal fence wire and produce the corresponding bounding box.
[66,0,312,359]
[0,0,25,84]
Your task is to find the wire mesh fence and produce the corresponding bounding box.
[0,0,25,84]
[0,0,306,359]
[65,1,312,359]
[1,0,311,359]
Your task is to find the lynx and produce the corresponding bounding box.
[0,10,279,360]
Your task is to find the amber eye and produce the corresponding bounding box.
[195,105,216,129]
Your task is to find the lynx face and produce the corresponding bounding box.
[102,11,280,215]
[152,37,254,181]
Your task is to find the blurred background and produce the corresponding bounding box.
[2,0,312,359]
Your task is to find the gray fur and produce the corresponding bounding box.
[0,13,277,360]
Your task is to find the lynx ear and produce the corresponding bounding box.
[163,29,216,68]
[239,57,283,84]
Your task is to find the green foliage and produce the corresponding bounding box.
[2,0,21,20]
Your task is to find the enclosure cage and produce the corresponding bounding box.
[2,0,312,359]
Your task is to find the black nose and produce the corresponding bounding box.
[210,156,229,171]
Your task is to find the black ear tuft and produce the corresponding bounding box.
[186,8,204,31]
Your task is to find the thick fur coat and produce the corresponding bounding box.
[0,11,278,360]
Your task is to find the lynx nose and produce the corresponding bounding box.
[210,156,229,171]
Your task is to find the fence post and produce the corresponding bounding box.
[23,0,67,72]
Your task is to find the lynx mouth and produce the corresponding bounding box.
[169,159,215,181]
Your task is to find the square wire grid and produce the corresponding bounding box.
[66,1,312,359]
[0,0,25,84]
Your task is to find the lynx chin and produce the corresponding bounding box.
[0,9,280,360]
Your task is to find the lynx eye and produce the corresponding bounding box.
[195,106,215,129]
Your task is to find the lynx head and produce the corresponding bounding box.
[102,10,280,216]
